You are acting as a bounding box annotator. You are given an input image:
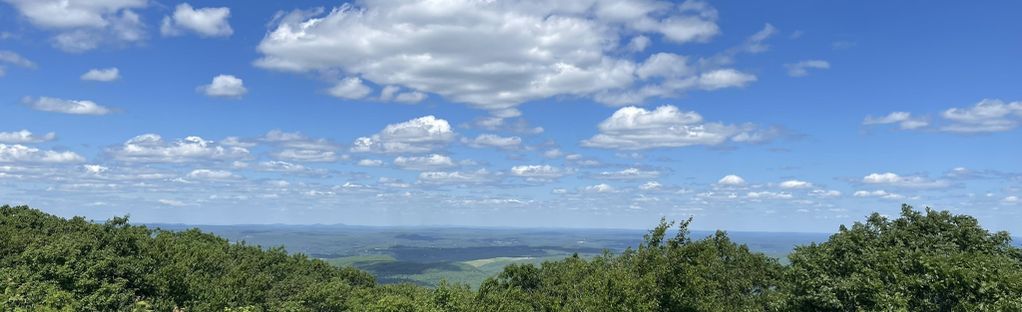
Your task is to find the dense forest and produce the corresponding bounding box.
[3,204,1022,311]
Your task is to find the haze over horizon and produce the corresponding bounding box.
[1,0,1020,233]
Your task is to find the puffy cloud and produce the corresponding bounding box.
[863,112,929,130]
[0,50,36,75]
[810,189,842,198]
[160,3,233,37]
[23,96,112,115]
[0,144,83,163]
[510,165,565,180]
[328,77,372,100]
[80,67,120,81]
[778,179,812,189]
[853,189,905,200]
[940,99,1022,133]
[1004,196,1020,204]
[418,169,494,185]
[378,86,428,104]
[110,134,249,163]
[0,130,56,144]
[261,130,340,163]
[187,169,238,180]
[583,183,615,193]
[639,181,662,190]
[394,154,455,171]
[466,134,522,150]
[255,0,754,114]
[595,168,660,180]
[746,191,793,200]
[357,159,383,167]
[2,0,148,52]
[717,174,746,186]
[862,172,949,188]
[582,105,772,150]
[199,74,247,98]
[785,60,830,77]
[352,116,455,153]
[82,164,108,174]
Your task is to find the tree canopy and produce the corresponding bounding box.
[3,204,1020,311]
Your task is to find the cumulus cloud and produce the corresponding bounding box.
[0,144,84,163]
[583,183,615,193]
[418,169,494,185]
[746,191,793,200]
[394,154,455,171]
[465,134,522,150]
[510,165,565,180]
[853,189,905,200]
[778,179,812,189]
[717,174,746,186]
[23,96,112,115]
[357,159,383,167]
[352,116,455,153]
[0,130,56,144]
[862,172,949,189]
[262,130,340,162]
[160,3,233,37]
[0,50,36,75]
[639,181,662,190]
[940,99,1022,133]
[80,67,120,81]
[785,60,830,77]
[110,134,249,163]
[187,169,238,180]
[255,0,757,114]
[199,74,247,98]
[582,105,773,150]
[328,77,372,100]
[2,0,148,52]
[595,168,660,180]
[863,112,929,130]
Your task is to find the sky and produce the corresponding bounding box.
[0,0,1020,233]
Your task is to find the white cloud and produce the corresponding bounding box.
[717,174,746,186]
[82,164,108,174]
[543,149,564,159]
[262,130,340,162]
[394,154,455,171]
[582,105,772,150]
[746,191,793,200]
[940,99,1022,133]
[863,112,929,130]
[862,172,949,188]
[200,74,247,98]
[255,0,755,114]
[80,67,120,81]
[853,189,905,200]
[110,134,249,163]
[357,159,383,167]
[466,134,522,150]
[158,199,186,207]
[352,116,455,153]
[785,60,830,77]
[160,3,233,37]
[0,50,36,75]
[418,169,494,185]
[23,96,112,115]
[510,165,565,180]
[0,130,56,144]
[583,183,615,193]
[1003,196,1020,204]
[2,0,148,52]
[187,169,238,180]
[0,144,83,163]
[639,181,662,190]
[810,189,842,198]
[328,77,372,100]
[394,91,427,104]
[778,179,812,189]
[255,160,313,173]
[596,168,660,180]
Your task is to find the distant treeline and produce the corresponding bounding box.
[2,204,1021,311]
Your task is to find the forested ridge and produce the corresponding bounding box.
[3,204,1022,311]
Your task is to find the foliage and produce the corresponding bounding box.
[3,204,1022,311]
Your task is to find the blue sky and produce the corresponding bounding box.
[1,0,1020,232]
